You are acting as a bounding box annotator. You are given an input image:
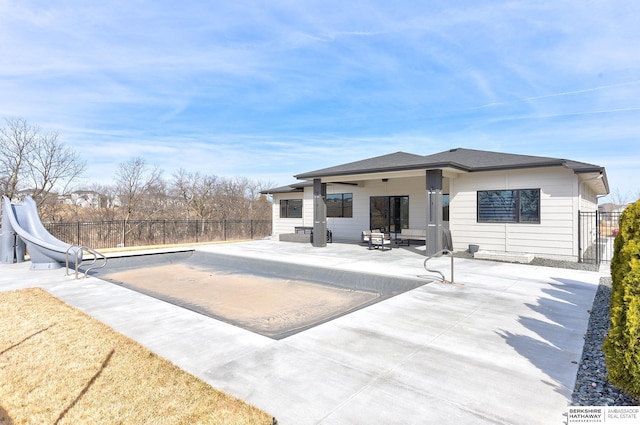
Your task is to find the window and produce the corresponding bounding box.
[443,194,450,222]
[370,196,409,232]
[477,189,540,223]
[280,199,302,218]
[326,193,353,218]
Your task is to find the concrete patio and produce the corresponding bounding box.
[0,240,606,424]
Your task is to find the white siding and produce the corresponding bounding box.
[580,183,598,212]
[449,167,579,258]
[272,178,428,241]
[325,178,426,241]
[326,184,367,241]
[272,166,584,260]
[271,193,309,236]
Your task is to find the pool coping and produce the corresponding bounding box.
[0,240,607,424]
[91,249,431,339]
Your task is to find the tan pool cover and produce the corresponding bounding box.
[103,263,379,339]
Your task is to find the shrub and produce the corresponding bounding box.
[604,200,640,398]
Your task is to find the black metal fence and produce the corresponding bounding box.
[578,211,621,265]
[44,219,272,249]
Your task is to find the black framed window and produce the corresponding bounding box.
[280,199,303,218]
[370,196,409,232]
[326,193,353,218]
[443,194,450,222]
[477,189,540,223]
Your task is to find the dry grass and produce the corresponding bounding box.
[0,288,275,425]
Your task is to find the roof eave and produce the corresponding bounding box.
[574,167,610,195]
[295,162,469,180]
[294,162,568,180]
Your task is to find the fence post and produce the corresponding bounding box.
[596,210,600,265]
[250,220,254,239]
[578,211,582,263]
[77,221,81,246]
[224,220,227,241]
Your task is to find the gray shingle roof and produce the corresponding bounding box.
[293,151,427,179]
[260,181,312,194]
[294,147,606,178]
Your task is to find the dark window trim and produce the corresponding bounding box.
[443,193,450,222]
[280,199,303,219]
[369,195,410,233]
[326,193,353,218]
[477,189,541,224]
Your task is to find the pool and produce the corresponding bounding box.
[92,250,427,339]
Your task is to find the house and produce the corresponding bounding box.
[598,202,629,214]
[263,148,609,261]
[57,190,122,209]
[58,190,103,208]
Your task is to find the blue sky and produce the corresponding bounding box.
[2,1,639,202]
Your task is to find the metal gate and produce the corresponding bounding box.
[578,211,621,265]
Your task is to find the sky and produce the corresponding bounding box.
[1,0,639,202]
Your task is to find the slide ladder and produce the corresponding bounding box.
[66,245,107,279]
[422,249,454,284]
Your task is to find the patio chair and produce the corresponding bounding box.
[361,229,381,244]
[368,232,391,251]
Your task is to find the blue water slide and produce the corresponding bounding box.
[1,196,82,269]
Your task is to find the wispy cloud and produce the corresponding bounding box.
[1,0,639,200]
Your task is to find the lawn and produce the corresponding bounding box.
[0,288,275,425]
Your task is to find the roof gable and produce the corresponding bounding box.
[423,148,564,171]
[294,151,427,179]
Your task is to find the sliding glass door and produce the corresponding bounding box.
[370,196,409,233]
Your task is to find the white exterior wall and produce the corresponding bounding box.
[325,178,427,241]
[580,183,598,212]
[272,177,428,241]
[271,192,312,235]
[272,166,588,260]
[325,184,367,241]
[449,167,579,259]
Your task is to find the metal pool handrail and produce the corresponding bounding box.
[423,249,454,284]
[65,245,108,279]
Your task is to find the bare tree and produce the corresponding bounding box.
[215,176,249,220]
[0,118,38,199]
[114,157,164,222]
[170,171,274,222]
[607,188,631,208]
[86,183,121,221]
[172,169,219,220]
[0,118,86,207]
[245,178,275,220]
[29,130,86,203]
